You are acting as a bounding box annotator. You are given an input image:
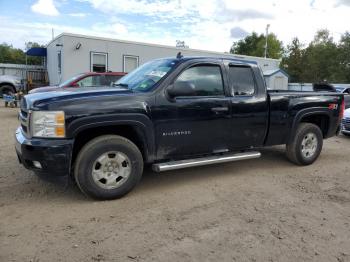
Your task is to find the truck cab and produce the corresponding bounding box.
[150,57,268,159]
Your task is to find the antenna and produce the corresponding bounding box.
[176,52,183,59]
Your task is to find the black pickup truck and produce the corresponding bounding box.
[15,56,345,199]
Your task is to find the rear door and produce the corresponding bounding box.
[225,62,269,149]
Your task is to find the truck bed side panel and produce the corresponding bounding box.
[265,92,343,146]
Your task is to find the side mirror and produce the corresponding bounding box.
[167,81,196,98]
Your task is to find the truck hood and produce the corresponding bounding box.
[0,74,22,82]
[29,85,61,94]
[22,87,133,110]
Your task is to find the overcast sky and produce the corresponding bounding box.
[0,0,350,51]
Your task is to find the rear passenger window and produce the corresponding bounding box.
[175,65,224,96]
[229,66,255,96]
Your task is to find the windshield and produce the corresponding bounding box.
[58,73,85,88]
[115,59,179,91]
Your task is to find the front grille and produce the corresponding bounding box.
[21,124,28,134]
[341,117,350,131]
[21,109,28,118]
[20,98,29,136]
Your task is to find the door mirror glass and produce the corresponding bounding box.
[167,81,196,97]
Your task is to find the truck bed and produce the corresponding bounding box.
[265,90,343,146]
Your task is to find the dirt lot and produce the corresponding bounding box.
[0,106,350,262]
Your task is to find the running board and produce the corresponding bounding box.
[152,151,261,172]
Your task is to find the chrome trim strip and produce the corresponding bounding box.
[152,151,261,172]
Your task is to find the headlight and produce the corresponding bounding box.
[14,80,21,85]
[31,111,65,138]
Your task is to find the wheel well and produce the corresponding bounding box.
[0,83,16,92]
[72,125,147,165]
[300,114,329,137]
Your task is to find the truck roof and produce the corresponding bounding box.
[161,55,259,67]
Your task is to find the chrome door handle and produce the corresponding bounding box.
[211,107,229,112]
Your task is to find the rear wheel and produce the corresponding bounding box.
[74,135,143,200]
[286,123,323,165]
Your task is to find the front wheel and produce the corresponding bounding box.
[74,135,143,200]
[286,123,323,165]
[0,85,15,97]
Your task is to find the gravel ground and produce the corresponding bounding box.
[0,105,349,262]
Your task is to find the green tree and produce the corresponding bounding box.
[0,43,26,64]
[231,29,350,83]
[230,32,284,59]
[0,42,44,65]
[337,32,350,82]
[281,38,305,82]
[301,29,339,82]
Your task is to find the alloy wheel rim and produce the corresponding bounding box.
[91,151,131,190]
[301,133,318,158]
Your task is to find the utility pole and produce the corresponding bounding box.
[264,24,270,58]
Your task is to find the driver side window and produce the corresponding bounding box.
[175,65,224,96]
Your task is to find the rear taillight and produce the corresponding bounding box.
[340,98,345,120]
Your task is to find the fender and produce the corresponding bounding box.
[67,113,156,162]
[288,107,332,142]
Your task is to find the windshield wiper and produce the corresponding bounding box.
[113,83,129,89]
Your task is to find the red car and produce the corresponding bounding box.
[29,72,127,94]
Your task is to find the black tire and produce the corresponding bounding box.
[286,123,323,165]
[4,102,8,107]
[342,132,350,137]
[74,135,143,200]
[0,85,15,97]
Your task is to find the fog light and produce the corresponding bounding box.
[33,161,42,169]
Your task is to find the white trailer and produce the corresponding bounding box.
[46,32,284,87]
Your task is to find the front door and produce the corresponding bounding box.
[153,62,232,160]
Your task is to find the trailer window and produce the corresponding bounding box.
[57,51,61,74]
[91,52,107,72]
[229,66,255,96]
[123,55,139,73]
